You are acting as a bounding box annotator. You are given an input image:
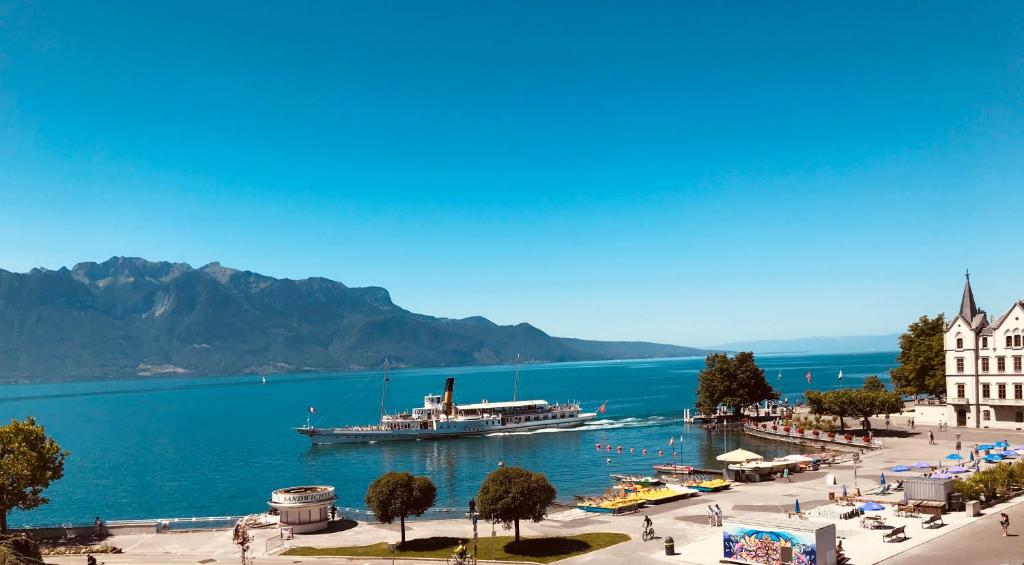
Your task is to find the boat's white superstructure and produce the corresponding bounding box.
[298,374,597,444]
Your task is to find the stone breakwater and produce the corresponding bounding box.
[743,422,883,452]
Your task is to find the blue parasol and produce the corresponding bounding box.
[931,472,954,479]
[985,454,1004,462]
[891,465,911,472]
[912,461,932,469]
[978,444,995,450]
[860,502,885,511]
[879,473,887,485]
[948,466,969,473]
[842,484,848,497]
[945,453,963,460]
[794,498,801,513]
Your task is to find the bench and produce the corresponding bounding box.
[882,525,907,542]
[922,515,944,528]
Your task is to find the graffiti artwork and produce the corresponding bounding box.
[723,526,817,565]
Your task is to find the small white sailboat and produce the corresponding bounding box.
[261,375,267,384]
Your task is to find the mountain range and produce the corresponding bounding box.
[0,257,712,382]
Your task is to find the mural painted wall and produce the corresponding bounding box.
[723,526,817,565]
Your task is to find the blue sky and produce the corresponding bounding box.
[1,1,1023,345]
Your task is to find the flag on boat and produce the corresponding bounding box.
[668,436,675,447]
[805,371,812,384]
[598,401,607,414]
[309,406,316,414]
[838,369,843,381]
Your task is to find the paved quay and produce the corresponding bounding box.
[42,417,1024,565]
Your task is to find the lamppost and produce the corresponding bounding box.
[387,541,397,565]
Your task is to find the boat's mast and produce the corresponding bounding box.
[380,358,390,426]
[513,353,520,401]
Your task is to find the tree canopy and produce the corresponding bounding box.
[476,466,556,541]
[364,472,436,544]
[0,418,67,533]
[805,388,903,431]
[889,314,946,396]
[696,352,778,416]
[862,375,887,392]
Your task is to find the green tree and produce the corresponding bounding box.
[695,352,778,416]
[890,314,946,396]
[862,375,887,392]
[476,466,556,542]
[805,389,902,432]
[0,418,67,533]
[364,472,436,544]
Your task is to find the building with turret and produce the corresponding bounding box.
[944,273,1024,429]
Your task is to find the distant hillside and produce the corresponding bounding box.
[710,334,900,354]
[0,257,712,382]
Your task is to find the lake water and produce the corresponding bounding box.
[1,351,898,527]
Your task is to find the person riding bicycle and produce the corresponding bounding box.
[455,540,467,560]
[642,514,652,532]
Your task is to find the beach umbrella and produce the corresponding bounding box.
[997,450,1016,458]
[891,465,911,472]
[996,441,1009,448]
[842,484,848,497]
[945,453,963,461]
[912,461,932,469]
[794,498,801,513]
[931,472,954,479]
[860,502,885,511]
[1011,445,1024,451]
[948,466,969,473]
[879,473,887,485]
[978,444,995,450]
[985,454,1003,462]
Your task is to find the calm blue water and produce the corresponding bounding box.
[0,352,897,527]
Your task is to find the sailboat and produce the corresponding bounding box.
[297,355,598,444]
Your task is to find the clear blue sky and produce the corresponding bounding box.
[2,2,1023,346]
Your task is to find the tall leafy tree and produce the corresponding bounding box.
[0,417,68,533]
[364,472,436,544]
[889,314,946,396]
[476,466,555,542]
[805,389,902,432]
[696,352,778,415]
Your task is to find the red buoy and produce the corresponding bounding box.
[606,445,612,451]
[642,449,648,454]
[596,443,601,449]
[630,448,635,454]
[658,450,664,456]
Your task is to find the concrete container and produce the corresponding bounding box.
[903,477,954,503]
[722,514,837,565]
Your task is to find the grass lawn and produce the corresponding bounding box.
[283,532,630,563]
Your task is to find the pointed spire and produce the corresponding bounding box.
[960,270,978,321]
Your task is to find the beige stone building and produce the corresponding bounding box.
[945,273,1024,429]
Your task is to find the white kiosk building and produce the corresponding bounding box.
[268,485,336,534]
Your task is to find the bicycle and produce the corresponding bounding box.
[642,524,656,541]
[447,553,474,565]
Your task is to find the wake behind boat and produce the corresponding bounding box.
[297,361,599,444]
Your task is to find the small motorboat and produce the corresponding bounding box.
[611,474,664,487]
[653,463,694,474]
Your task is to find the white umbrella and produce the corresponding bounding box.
[717,448,764,463]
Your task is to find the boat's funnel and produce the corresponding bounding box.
[442,377,455,416]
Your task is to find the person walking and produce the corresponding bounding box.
[928,430,936,445]
[1000,513,1010,536]
[707,505,716,526]
[714,504,723,526]
[783,467,792,483]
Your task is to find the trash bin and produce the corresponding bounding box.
[664,536,674,555]
[965,500,980,517]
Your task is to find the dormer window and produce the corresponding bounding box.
[956,337,964,349]
[982,337,989,348]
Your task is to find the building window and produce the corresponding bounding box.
[983,337,989,348]
[957,337,964,349]
[984,410,991,421]
[1017,384,1023,400]
[998,357,1006,373]
[982,384,990,398]
[1016,357,1023,373]
[957,383,966,398]
[1008,336,1014,347]
[957,357,965,373]
[999,384,1007,399]
[1016,335,1022,348]
[982,357,990,372]
[1017,412,1024,423]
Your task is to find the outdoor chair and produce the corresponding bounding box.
[882,525,907,542]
